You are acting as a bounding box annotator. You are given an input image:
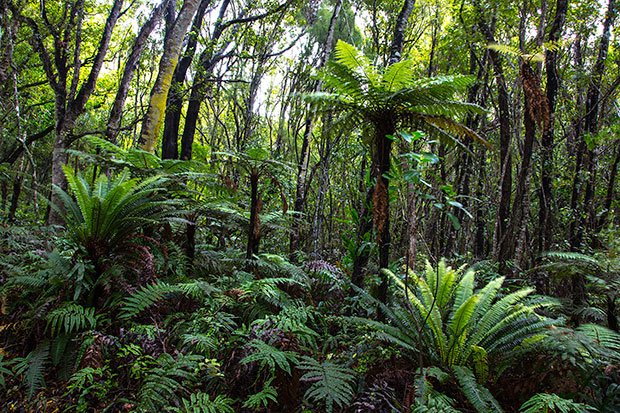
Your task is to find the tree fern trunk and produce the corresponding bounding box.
[246,171,261,259]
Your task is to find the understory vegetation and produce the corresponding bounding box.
[1,0,620,411]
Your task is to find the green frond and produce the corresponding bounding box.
[519,393,596,413]
[14,342,50,398]
[243,379,278,410]
[453,366,503,413]
[333,40,379,87]
[241,339,299,375]
[47,303,96,336]
[382,59,414,92]
[136,353,202,411]
[120,282,178,320]
[298,356,356,413]
[177,393,235,413]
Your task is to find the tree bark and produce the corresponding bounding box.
[23,0,124,224]
[474,2,513,273]
[246,170,262,259]
[570,0,617,250]
[161,0,212,159]
[180,0,231,160]
[289,0,343,260]
[139,0,201,153]
[106,0,171,143]
[538,0,568,253]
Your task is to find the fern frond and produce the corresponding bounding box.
[177,393,235,413]
[243,379,278,410]
[519,393,596,413]
[299,356,356,413]
[453,366,503,413]
[47,303,96,336]
[241,340,299,375]
[14,342,50,398]
[120,282,177,320]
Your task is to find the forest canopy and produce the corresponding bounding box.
[0,0,619,411]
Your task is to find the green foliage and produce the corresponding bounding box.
[46,303,96,336]
[412,392,461,413]
[66,366,114,412]
[360,260,558,376]
[519,393,596,413]
[135,353,202,411]
[310,40,489,148]
[52,167,182,266]
[176,393,235,413]
[243,379,278,410]
[241,339,299,375]
[0,355,15,387]
[298,356,356,413]
[453,366,503,413]
[13,342,50,398]
[120,281,179,320]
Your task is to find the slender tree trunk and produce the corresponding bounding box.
[139,0,201,153]
[374,118,395,304]
[570,0,617,250]
[46,0,124,224]
[180,0,231,160]
[538,0,568,253]
[512,62,538,269]
[351,158,373,290]
[106,0,171,143]
[161,0,212,159]
[246,170,261,259]
[289,0,343,259]
[597,141,620,231]
[475,3,513,272]
[8,157,25,222]
[310,114,336,258]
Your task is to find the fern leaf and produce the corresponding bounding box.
[299,356,356,413]
[453,366,503,413]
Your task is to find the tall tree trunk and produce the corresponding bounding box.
[246,170,261,259]
[570,0,617,250]
[475,2,513,273]
[161,0,213,159]
[42,0,124,224]
[597,141,620,231]
[512,62,539,269]
[538,0,568,253]
[180,0,231,160]
[139,0,201,153]
[374,118,395,304]
[351,158,373,290]
[289,0,343,260]
[310,114,336,258]
[106,0,171,143]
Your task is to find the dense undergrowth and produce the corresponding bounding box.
[1,164,619,412]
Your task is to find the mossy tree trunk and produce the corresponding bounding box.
[139,0,201,153]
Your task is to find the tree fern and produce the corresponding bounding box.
[357,260,558,378]
[298,356,356,413]
[52,167,183,274]
[312,40,490,148]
